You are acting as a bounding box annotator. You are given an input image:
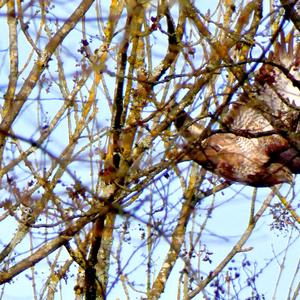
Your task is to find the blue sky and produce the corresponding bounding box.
[0,1,299,299]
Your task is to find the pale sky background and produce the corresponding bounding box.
[0,1,299,300]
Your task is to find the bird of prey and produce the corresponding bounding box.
[175,31,300,187]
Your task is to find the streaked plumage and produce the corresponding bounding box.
[175,31,300,186]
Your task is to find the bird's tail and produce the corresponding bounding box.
[272,30,300,68]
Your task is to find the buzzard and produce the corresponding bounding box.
[175,31,300,187]
[175,111,293,187]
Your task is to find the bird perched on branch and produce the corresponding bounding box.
[175,111,293,187]
[175,30,300,187]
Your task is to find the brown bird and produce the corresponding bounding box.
[175,111,292,187]
[225,30,300,174]
[175,31,300,186]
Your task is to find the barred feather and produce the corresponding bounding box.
[174,31,300,186]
